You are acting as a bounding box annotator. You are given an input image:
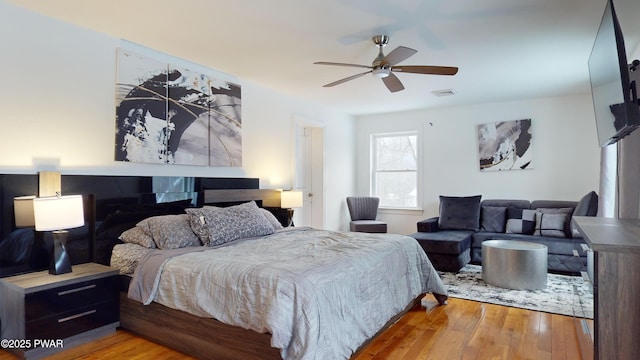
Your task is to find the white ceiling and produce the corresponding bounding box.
[7,0,640,115]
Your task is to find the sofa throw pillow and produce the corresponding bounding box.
[571,191,599,238]
[438,195,482,231]
[480,206,507,232]
[534,212,567,238]
[505,207,536,234]
[137,214,202,249]
[535,207,573,237]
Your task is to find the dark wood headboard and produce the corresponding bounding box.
[0,174,276,278]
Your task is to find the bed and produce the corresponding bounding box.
[99,188,448,360]
[0,174,447,359]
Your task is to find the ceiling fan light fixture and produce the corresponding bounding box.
[372,68,390,78]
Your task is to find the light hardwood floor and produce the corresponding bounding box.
[0,297,585,360]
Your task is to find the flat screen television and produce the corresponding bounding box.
[589,0,640,147]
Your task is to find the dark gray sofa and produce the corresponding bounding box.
[408,192,598,274]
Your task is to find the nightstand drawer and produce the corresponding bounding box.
[25,299,118,340]
[25,276,118,321]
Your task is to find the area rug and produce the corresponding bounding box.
[427,264,593,318]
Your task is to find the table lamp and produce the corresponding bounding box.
[33,194,84,275]
[280,190,303,227]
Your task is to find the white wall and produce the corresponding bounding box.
[355,95,601,234]
[0,1,355,231]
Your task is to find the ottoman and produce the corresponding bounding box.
[408,231,472,272]
[482,240,548,290]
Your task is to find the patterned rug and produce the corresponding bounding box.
[427,264,593,318]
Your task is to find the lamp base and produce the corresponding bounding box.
[50,230,72,275]
[287,208,295,227]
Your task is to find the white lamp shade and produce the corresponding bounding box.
[281,190,303,209]
[14,196,36,228]
[33,195,85,231]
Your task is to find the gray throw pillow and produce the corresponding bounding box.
[535,207,573,237]
[505,208,537,234]
[533,212,567,238]
[480,206,507,232]
[438,195,482,231]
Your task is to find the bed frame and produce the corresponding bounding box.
[0,174,435,359]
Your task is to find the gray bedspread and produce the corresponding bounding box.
[127,227,446,360]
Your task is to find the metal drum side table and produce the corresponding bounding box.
[482,240,548,290]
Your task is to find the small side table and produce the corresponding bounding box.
[0,263,119,359]
[482,240,548,290]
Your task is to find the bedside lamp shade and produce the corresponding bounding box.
[33,194,84,275]
[281,190,303,209]
[14,196,36,228]
[33,195,84,231]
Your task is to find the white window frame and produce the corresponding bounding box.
[370,130,421,210]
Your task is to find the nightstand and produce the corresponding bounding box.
[0,263,119,359]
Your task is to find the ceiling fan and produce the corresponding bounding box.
[314,35,458,93]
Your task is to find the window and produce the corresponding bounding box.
[371,131,419,209]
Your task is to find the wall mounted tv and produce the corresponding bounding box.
[589,0,640,147]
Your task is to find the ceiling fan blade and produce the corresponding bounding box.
[382,72,404,93]
[392,65,459,76]
[314,61,371,69]
[322,70,372,87]
[384,46,417,66]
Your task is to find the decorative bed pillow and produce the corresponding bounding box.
[261,208,284,230]
[438,195,482,231]
[137,214,201,249]
[480,206,507,232]
[533,212,568,238]
[188,201,275,246]
[119,226,157,248]
[110,243,155,275]
[185,206,218,244]
[505,207,536,234]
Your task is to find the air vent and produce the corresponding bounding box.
[432,89,455,97]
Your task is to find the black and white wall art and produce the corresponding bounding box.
[115,48,242,166]
[477,119,532,171]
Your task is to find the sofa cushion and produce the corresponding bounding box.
[438,195,482,231]
[481,199,530,209]
[480,206,507,232]
[571,191,599,238]
[350,220,387,233]
[505,207,536,234]
[409,231,473,255]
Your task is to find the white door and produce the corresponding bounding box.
[294,119,324,229]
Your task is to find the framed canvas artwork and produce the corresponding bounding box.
[477,119,532,171]
[115,48,242,167]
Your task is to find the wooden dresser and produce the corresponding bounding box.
[0,263,119,359]
[574,216,640,360]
